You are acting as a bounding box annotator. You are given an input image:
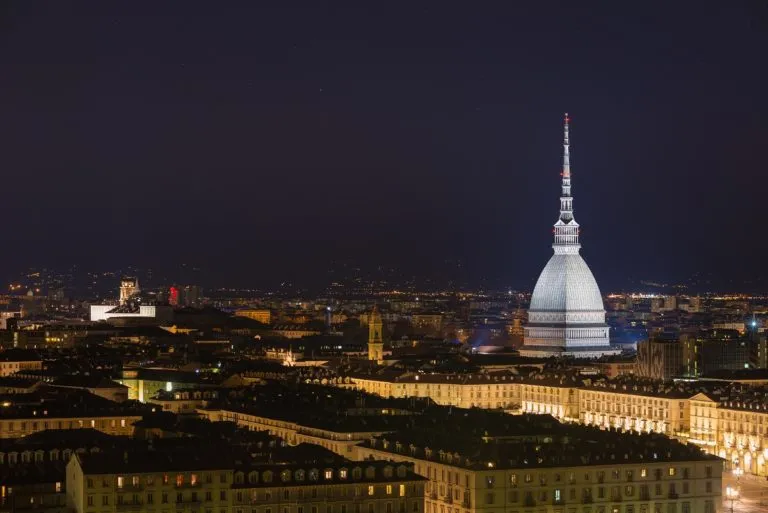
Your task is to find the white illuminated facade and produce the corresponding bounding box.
[90,304,161,322]
[90,278,171,322]
[521,114,619,358]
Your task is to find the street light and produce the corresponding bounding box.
[726,485,740,513]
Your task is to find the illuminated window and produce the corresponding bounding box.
[368,486,375,496]
[163,475,169,485]
[132,476,140,486]
[324,470,333,480]
[176,475,184,487]
[399,485,405,497]
[55,482,61,493]
[117,477,124,489]
[641,468,647,478]
[191,474,198,486]
[669,468,676,477]
[386,485,392,495]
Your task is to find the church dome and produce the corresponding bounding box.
[529,254,605,313]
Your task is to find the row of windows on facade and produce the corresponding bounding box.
[482,481,714,505]
[238,502,418,513]
[0,418,128,431]
[496,465,712,487]
[0,447,98,464]
[87,491,417,512]
[104,467,409,489]
[421,466,713,489]
[428,501,714,513]
[2,482,63,497]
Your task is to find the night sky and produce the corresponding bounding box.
[1,2,766,291]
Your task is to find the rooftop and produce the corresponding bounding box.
[367,421,718,470]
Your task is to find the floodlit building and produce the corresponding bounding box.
[358,414,722,513]
[521,115,619,358]
[368,307,384,364]
[118,277,140,305]
[90,279,172,323]
[234,308,272,324]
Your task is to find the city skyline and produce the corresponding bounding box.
[0,3,766,291]
[2,5,767,513]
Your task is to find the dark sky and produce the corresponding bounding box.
[0,2,766,291]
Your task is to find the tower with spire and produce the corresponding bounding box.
[367,306,384,364]
[553,113,580,252]
[520,114,619,358]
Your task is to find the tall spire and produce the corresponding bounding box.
[553,112,580,254]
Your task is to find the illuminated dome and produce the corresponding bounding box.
[529,254,605,313]
[520,114,619,359]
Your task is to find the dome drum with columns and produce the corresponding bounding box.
[520,114,620,359]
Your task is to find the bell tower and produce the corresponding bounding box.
[367,306,384,364]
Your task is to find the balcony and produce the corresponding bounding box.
[523,498,536,508]
[581,496,593,504]
[175,483,202,489]
[668,492,679,499]
[117,485,143,492]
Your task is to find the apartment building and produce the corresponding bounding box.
[66,448,426,513]
[356,420,722,513]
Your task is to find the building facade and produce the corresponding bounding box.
[66,453,425,513]
[347,372,768,477]
[358,434,721,513]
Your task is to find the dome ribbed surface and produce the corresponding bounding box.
[529,254,605,313]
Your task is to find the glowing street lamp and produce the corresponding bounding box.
[725,485,740,513]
